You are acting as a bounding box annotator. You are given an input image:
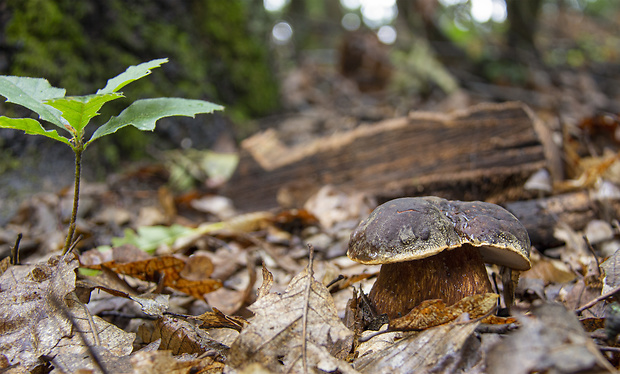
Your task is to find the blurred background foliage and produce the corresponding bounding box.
[0,0,619,156]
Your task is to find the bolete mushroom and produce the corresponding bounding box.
[347,197,531,319]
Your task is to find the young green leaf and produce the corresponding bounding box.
[44,93,123,136]
[0,117,72,147]
[88,97,224,144]
[111,224,198,253]
[97,58,169,95]
[0,76,66,128]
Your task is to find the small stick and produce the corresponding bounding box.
[576,284,620,313]
[326,274,345,290]
[599,346,620,353]
[491,272,501,309]
[63,234,83,261]
[10,233,22,265]
[357,328,395,343]
[301,244,315,374]
[583,235,601,274]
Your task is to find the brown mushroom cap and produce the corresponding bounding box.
[347,197,531,271]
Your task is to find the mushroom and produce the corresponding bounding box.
[347,197,531,319]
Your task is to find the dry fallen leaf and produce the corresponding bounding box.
[0,254,134,371]
[0,257,10,276]
[521,250,577,285]
[9,193,66,253]
[486,302,615,374]
[564,278,605,318]
[256,263,274,299]
[353,323,483,373]
[51,344,134,374]
[389,293,499,331]
[83,255,222,300]
[197,308,247,332]
[78,266,171,316]
[303,185,373,231]
[130,349,225,374]
[180,254,215,280]
[227,265,356,373]
[601,248,620,294]
[138,316,229,357]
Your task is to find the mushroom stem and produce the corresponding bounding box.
[368,244,494,319]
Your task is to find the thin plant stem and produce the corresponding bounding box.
[63,147,82,254]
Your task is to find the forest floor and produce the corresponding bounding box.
[3,31,620,373]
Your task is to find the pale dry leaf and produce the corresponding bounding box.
[129,293,170,316]
[353,323,482,374]
[303,185,374,231]
[601,248,620,294]
[236,363,273,374]
[584,220,614,244]
[355,327,402,358]
[553,223,590,270]
[206,255,257,315]
[206,287,251,316]
[51,345,133,374]
[10,193,65,253]
[521,255,576,284]
[0,254,134,371]
[256,263,273,299]
[563,278,604,318]
[486,302,615,374]
[0,255,79,370]
[58,294,136,357]
[227,267,356,373]
[130,349,225,374]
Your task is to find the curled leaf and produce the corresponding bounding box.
[390,293,499,331]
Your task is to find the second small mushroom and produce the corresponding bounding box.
[348,197,531,319]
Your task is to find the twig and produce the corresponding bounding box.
[599,346,620,353]
[576,284,620,313]
[301,244,315,374]
[10,233,22,265]
[78,295,101,346]
[583,235,601,274]
[491,272,501,309]
[357,328,393,343]
[62,234,83,262]
[102,310,158,320]
[326,274,345,290]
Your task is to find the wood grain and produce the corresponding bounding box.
[225,102,553,211]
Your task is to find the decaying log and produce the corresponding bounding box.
[225,102,558,211]
[504,191,620,250]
